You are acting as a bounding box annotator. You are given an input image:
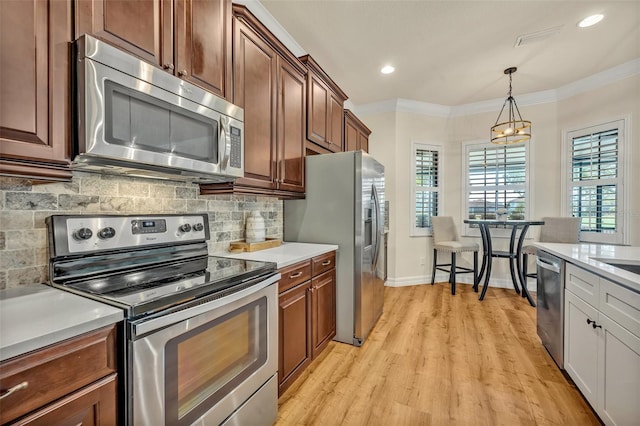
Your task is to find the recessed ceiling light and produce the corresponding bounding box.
[578,14,604,28]
[381,65,395,74]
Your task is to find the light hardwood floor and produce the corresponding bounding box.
[276,283,600,425]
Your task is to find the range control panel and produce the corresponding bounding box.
[48,214,210,255]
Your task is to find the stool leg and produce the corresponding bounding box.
[522,253,528,297]
[431,249,437,285]
[451,253,456,295]
[473,251,479,292]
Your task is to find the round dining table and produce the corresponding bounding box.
[463,219,544,306]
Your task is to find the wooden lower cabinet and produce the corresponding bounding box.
[0,325,118,425]
[278,251,336,395]
[311,269,337,358]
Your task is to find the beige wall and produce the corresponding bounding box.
[365,74,640,288]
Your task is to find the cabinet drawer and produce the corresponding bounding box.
[0,325,117,424]
[312,251,336,277]
[566,263,599,307]
[278,260,312,294]
[599,279,640,338]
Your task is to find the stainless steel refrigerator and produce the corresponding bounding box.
[284,151,385,346]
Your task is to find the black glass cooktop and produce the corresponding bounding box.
[59,256,276,318]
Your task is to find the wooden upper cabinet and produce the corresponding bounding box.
[75,0,231,100]
[75,0,171,68]
[276,57,306,194]
[0,0,73,182]
[201,5,305,198]
[299,55,348,153]
[175,0,232,97]
[231,17,277,190]
[344,109,372,153]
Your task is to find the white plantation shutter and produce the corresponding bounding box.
[467,144,527,220]
[412,143,441,236]
[567,121,624,244]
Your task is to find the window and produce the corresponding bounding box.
[464,141,529,233]
[411,142,441,236]
[564,120,627,244]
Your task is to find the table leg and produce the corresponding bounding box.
[478,224,488,281]
[479,224,493,301]
[508,225,521,295]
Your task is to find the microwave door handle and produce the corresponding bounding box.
[219,116,230,170]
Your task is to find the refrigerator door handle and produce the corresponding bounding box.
[371,184,381,269]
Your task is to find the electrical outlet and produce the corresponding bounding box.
[419,257,426,265]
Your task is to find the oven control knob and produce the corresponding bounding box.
[179,224,192,233]
[193,223,204,232]
[73,228,93,241]
[98,227,116,239]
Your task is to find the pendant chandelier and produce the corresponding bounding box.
[491,67,531,144]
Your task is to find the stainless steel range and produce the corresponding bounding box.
[46,214,280,426]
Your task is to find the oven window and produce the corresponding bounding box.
[164,297,267,425]
[104,81,218,163]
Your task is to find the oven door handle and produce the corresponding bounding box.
[130,273,280,337]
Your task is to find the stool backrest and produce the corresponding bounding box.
[431,216,458,244]
[540,217,581,243]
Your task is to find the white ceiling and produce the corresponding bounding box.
[251,0,640,108]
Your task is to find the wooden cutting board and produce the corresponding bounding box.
[228,238,282,252]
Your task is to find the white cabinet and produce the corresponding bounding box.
[564,264,640,426]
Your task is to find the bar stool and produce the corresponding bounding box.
[520,217,581,294]
[430,216,479,295]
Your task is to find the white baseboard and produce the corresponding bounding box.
[385,273,536,292]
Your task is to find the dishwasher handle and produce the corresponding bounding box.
[537,257,561,274]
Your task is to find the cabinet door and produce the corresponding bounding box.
[311,269,336,358]
[0,0,72,181]
[326,93,344,152]
[12,374,117,426]
[276,57,305,193]
[232,19,277,190]
[564,290,599,407]
[344,118,359,152]
[175,0,231,99]
[307,75,328,146]
[75,0,171,68]
[279,282,312,395]
[359,132,369,153]
[597,314,640,426]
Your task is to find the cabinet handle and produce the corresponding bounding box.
[289,271,303,279]
[178,70,188,77]
[322,260,331,266]
[0,381,28,400]
[162,63,174,71]
[586,319,602,329]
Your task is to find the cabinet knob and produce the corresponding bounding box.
[163,63,174,71]
[178,70,188,77]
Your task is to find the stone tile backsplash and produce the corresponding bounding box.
[0,173,283,289]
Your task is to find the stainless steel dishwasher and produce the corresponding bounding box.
[536,250,565,369]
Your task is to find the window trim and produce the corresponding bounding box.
[561,117,630,245]
[462,139,532,237]
[410,141,443,237]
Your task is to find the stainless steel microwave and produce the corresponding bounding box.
[73,35,244,183]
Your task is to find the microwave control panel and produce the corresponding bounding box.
[230,126,242,168]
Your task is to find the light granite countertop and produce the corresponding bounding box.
[216,242,339,269]
[0,284,124,362]
[534,242,640,292]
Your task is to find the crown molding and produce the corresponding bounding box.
[355,58,640,118]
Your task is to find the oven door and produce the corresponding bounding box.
[129,274,279,426]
